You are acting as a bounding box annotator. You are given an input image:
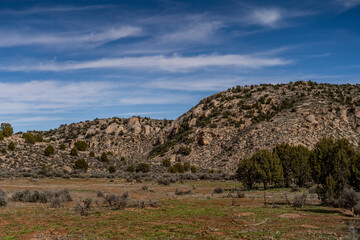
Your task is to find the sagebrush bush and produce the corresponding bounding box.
[8,141,15,151]
[75,198,93,216]
[213,187,224,194]
[136,163,150,173]
[74,141,87,151]
[0,189,7,207]
[70,147,78,156]
[44,145,55,156]
[293,193,307,208]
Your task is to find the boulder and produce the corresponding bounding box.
[305,114,316,123]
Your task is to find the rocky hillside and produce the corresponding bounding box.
[1,81,360,176]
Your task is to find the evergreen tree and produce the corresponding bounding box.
[8,141,15,151]
[70,147,78,156]
[309,137,355,202]
[236,157,258,190]
[1,123,13,137]
[44,145,55,156]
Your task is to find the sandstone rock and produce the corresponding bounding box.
[105,123,118,134]
[305,114,316,123]
[338,109,348,122]
[189,118,197,127]
[355,108,360,118]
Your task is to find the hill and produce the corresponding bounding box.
[1,81,360,177]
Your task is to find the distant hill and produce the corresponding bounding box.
[1,81,360,177]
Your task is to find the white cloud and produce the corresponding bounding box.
[0,54,291,72]
[0,26,142,47]
[248,8,283,27]
[118,94,195,105]
[0,80,115,114]
[150,78,239,91]
[160,21,223,43]
[336,0,360,8]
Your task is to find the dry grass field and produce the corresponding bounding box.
[0,178,359,239]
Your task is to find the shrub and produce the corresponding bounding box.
[292,193,307,208]
[126,165,135,172]
[59,144,66,150]
[0,132,4,141]
[44,145,55,156]
[175,188,192,195]
[35,134,44,142]
[158,178,170,186]
[109,166,116,174]
[89,151,95,157]
[74,141,87,151]
[173,163,185,173]
[23,133,36,144]
[97,191,105,198]
[168,166,176,173]
[136,163,150,173]
[190,166,197,173]
[1,123,13,137]
[183,162,191,171]
[236,191,245,198]
[74,159,89,172]
[1,148,6,154]
[0,189,7,207]
[177,146,191,155]
[100,152,109,163]
[70,147,78,156]
[75,198,92,216]
[162,159,171,167]
[337,187,360,212]
[8,141,15,151]
[213,187,224,194]
[142,185,149,191]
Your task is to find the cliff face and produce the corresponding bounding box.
[1,81,360,175]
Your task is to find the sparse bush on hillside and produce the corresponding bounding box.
[0,132,4,141]
[191,165,197,173]
[100,152,109,163]
[23,133,36,144]
[44,145,55,156]
[177,146,191,155]
[70,147,78,156]
[213,187,224,194]
[136,163,150,173]
[8,141,15,151]
[1,123,13,137]
[59,144,66,150]
[183,162,191,171]
[75,198,93,216]
[35,134,44,142]
[126,165,135,172]
[109,166,116,174]
[89,151,95,157]
[162,158,171,167]
[74,159,89,172]
[74,140,87,151]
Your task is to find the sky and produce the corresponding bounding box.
[0,0,359,132]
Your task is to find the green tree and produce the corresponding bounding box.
[100,152,109,163]
[126,165,135,172]
[59,144,66,150]
[162,159,171,167]
[44,145,55,156]
[23,133,36,144]
[236,157,258,190]
[89,151,95,157]
[109,166,116,173]
[35,134,44,142]
[173,162,185,173]
[190,165,197,173]
[70,147,78,156]
[8,141,15,151]
[74,159,89,172]
[183,162,191,171]
[74,141,87,151]
[177,146,191,155]
[274,143,311,187]
[309,137,355,202]
[0,132,4,141]
[136,163,150,173]
[1,123,13,137]
[252,149,283,189]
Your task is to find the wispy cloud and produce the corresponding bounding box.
[335,0,360,9]
[159,21,224,43]
[0,54,291,72]
[0,26,141,48]
[0,80,116,115]
[150,77,239,91]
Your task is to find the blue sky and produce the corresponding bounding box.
[0,0,359,132]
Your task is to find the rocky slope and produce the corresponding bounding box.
[1,81,360,176]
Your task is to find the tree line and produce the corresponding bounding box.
[236,137,360,204]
